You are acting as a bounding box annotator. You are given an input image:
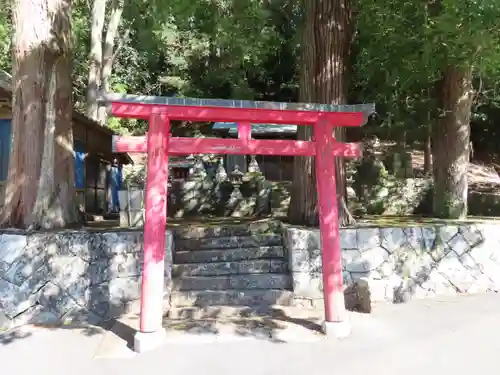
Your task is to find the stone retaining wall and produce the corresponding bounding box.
[0,230,173,330]
[2,222,500,330]
[284,224,500,310]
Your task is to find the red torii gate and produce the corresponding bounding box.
[104,94,374,352]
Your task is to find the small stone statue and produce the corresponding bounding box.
[188,156,207,179]
[215,157,227,182]
[248,155,261,174]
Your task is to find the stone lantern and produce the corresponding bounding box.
[230,164,244,186]
[227,165,245,216]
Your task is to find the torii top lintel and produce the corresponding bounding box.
[101,93,375,126]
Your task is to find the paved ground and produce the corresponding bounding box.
[1,293,500,375]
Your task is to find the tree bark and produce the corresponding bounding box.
[86,0,106,121]
[1,0,79,229]
[97,0,125,124]
[86,0,126,124]
[423,88,433,174]
[431,65,473,219]
[423,125,432,174]
[288,0,354,226]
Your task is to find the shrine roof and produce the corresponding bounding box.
[213,122,297,135]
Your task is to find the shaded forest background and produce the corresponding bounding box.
[2,0,500,229]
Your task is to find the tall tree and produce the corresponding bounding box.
[354,0,500,219]
[427,0,492,219]
[86,0,105,121]
[432,65,473,218]
[288,0,354,226]
[86,0,127,124]
[2,0,79,229]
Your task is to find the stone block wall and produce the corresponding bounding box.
[0,230,173,330]
[284,224,500,309]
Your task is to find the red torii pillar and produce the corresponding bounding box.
[108,96,369,352]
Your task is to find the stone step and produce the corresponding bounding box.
[173,274,291,291]
[172,259,288,277]
[174,246,285,264]
[170,289,294,307]
[168,305,284,320]
[175,234,282,251]
[171,220,282,240]
[84,220,119,228]
[167,305,325,320]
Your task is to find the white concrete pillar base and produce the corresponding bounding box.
[322,320,351,339]
[134,329,166,354]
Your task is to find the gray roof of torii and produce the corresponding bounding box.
[99,93,375,124]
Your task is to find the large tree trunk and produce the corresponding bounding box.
[423,124,432,174]
[1,0,79,229]
[86,0,106,121]
[423,88,433,174]
[288,0,354,226]
[431,66,473,219]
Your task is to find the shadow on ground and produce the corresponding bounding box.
[161,306,323,344]
[0,319,113,346]
[0,326,32,345]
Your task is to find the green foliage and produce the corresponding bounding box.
[72,0,91,107]
[3,0,500,156]
[353,0,500,135]
[162,0,299,101]
[0,4,11,72]
[73,0,299,135]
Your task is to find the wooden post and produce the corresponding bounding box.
[237,122,251,172]
[237,122,252,144]
[314,118,349,337]
[127,184,131,227]
[134,111,170,352]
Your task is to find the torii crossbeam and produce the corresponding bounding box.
[103,93,375,353]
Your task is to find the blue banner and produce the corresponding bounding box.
[0,119,11,181]
[74,140,85,189]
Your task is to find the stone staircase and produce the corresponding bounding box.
[169,221,293,318]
